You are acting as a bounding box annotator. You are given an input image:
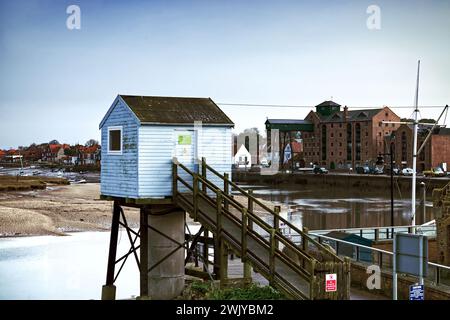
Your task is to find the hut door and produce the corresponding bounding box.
[175,130,195,169]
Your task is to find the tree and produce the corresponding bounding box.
[85,139,99,147]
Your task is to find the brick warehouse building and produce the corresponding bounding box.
[266,100,401,170]
[393,124,450,172]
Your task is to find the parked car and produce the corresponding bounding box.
[423,167,445,177]
[313,167,328,174]
[355,166,370,174]
[401,168,414,176]
[372,167,384,174]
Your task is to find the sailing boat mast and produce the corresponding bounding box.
[411,60,420,232]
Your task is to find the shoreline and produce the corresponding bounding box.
[0,183,289,239]
[0,183,140,238]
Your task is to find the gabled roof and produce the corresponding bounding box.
[319,108,383,122]
[100,95,234,128]
[265,119,312,125]
[315,100,341,108]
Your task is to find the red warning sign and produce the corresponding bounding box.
[326,273,337,292]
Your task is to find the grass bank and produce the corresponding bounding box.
[178,280,286,300]
[0,176,69,192]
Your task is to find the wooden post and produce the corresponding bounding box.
[309,259,316,300]
[274,206,280,249]
[241,207,251,280]
[203,229,209,273]
[213,234,220,279]
[202,157,207,193]
[193,175,198,221]
[224,173,229,213]
[302,227,309,252]
[172,160,177,201]
[219,239,228,286]
[248,189,254,231]
[140,206,149,297]
[269,228,276,286]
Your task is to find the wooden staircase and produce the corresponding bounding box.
[173,158,351,300]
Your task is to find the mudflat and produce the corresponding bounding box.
[0,183,140,237]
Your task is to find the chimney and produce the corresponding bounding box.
[344,105,349,120]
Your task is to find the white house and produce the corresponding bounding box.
[234,144,252,169]
[99,95,234,199]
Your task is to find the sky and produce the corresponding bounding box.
[0,0,449,149]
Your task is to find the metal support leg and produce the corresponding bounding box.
[101,200,120,300]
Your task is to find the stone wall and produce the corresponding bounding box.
[350,261,450,300]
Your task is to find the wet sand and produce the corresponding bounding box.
[0,183,288,237]
[0,183,140,237]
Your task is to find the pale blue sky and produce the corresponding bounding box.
[1,0,449,149]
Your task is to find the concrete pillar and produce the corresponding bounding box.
[101,285,116,300]
[147,207,185,299]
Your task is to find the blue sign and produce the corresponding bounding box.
[283,144,292,164]
[409,284,424,300]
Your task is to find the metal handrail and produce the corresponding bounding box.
[308,233,450,287]
[310,224,436,234]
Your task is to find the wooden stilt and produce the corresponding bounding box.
[140,206,149,297]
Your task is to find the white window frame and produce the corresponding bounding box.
[107,126,123,155]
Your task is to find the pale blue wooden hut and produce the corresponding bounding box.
[98,95,234,200]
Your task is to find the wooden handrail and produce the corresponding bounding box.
[177,161,327,264]
[174,158,349,299]
[202,161,343,262]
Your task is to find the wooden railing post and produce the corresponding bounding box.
[269,228,276,286]
[219,238,228,286]
[172,159,177,202]
[375,228,380,241]
[241,207,248,258]
[224,173,230,212]
[216,191,222,237]
[248,189,254,231]
[193,175,199,221]
[302,227,309,252]
[241,207,251,280]
[309,259,316,300]
[274,206,280,249]
[201,157,207,193]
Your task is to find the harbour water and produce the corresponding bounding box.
[0,184,430,299]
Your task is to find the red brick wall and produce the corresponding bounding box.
[431,135,450,169]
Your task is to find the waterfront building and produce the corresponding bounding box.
[266,100,401,170]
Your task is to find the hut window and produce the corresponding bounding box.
[108,126,122,154]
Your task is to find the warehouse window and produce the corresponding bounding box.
[108,126,122,154]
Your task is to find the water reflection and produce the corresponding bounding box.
[236,184,431,231]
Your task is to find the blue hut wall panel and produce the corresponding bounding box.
[100,99,139,198]
[138,125,232,198]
